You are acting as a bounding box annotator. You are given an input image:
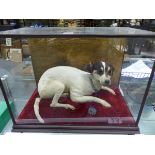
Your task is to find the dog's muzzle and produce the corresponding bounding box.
[101,80,111,86]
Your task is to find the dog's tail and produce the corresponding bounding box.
[34,97,44,123]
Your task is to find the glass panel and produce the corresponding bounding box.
[0,84,10,133]
[0,36,154,128]
[0,37,36,120]
[139,70,155,121]
[120,38,155,122]
[135,67,155,134]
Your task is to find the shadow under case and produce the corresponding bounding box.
[0,27,155,134]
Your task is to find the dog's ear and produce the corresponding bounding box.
[109,64,115,76]
[106,62,115,71]
[109,64,114,71]
[86,62,93,73]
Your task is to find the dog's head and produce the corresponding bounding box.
[86,61,114,86]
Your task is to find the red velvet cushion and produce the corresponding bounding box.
[17,87,136,126]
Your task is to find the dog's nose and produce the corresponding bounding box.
[104,80,110,85]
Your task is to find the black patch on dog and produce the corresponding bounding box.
[105,63,114,76]
[86,61,104,75]
[93,62,104,75]
[86,61,114,76]
[86,63,93,73]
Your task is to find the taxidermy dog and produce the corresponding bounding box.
[34,61,116,123]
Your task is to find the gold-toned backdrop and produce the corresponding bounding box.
[28,38,126,86]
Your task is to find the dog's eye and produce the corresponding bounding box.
[98,70,103,75]
[108,70,112,75]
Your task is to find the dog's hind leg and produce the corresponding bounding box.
[50,81,75,110]
[70,95,111,108]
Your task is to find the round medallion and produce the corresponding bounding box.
[88,106,97,116]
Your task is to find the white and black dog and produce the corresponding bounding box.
[34,61,116,123]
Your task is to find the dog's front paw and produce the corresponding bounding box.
[104,103,111,108]
[109,89,116,95]
[101,100,111,108]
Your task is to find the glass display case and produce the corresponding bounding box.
[0,27,155,134]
